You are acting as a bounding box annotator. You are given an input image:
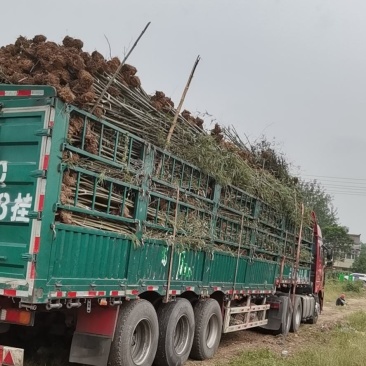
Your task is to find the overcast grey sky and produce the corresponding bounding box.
[2,0,366,239]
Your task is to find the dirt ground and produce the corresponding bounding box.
[186,296,366,366]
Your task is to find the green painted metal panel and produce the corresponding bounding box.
[169,248,205,283]
[122,240,206,287]
[49,225,130,283]
[0,110,46,279]
[130,241,169,283]
[245,260,278,287]
[281,264,310,282]
[209,252,239,285]
[234,256,249,285]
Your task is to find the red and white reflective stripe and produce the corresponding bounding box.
[169,290,181,295]
[126,289,139,296]
[33,237,40,254]
[0,89,44,97]
[279,279,310,285]
[50,291,67,298]
[26,106,53,295]
[213,286,222,291]
[42,155,50,171]
[0,289,28,298]
[67,291,106,298]
[26,225,41,293]
[185,286,195,291]
[280,279,290,283]
[42,111,52,170]
[226,289,274,295]
[37,193,45,212]
[0,345,24,366]
[146,286,159,291]
[29,263,36,280]
[110,290,126,297]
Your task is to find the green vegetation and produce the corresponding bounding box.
[227,311,366,366]
[299,179,354,259]
[227,280,366,366]
[342,280,364,293]
[172,133,306,224]
[352,244,366,273]
[322,225,354,260]
[299,179,337,228]
[325,278,364,301]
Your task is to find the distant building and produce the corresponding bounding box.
[333,234,361,271]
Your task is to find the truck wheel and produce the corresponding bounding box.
[190,299,222,360]
[290,297,302,333]
[309,301,319,324]
[272,296,292,336]
[154,298,194,366]
[108,299,158,366]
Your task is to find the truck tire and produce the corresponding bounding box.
[290,297,302,333]
[190,299,222,360]
[154,298,194,366]
[108,299,158,366]
[309,300,319,324]
[272,296,292,336]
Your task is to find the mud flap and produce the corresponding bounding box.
[70,332,111,366]
[260,295,290,331]
[69,305,119,366]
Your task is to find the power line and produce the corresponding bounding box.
[301,180,366,191]
[300,177,366,191]
[321,184,366,190]
[324,186,366,192]
[328,191,366,195]
[293,173,366,196]
[300,174,366,181]
[323,188,366,193]
[325,191,366,197]
[306,179,366,185]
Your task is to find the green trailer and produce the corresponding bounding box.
[0,85,327,366]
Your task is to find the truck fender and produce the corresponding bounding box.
[70,305,119,366]
[261,294,291,331]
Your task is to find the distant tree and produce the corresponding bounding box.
[322,225,354,260]
[298,179,338,228]
[352,244,366,273]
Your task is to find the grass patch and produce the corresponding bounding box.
[227,311,366,366]
[325,279,364,303]
[342,280,364,294]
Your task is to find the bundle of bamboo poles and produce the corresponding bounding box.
[1,35,310,245]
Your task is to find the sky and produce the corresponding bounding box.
[1,0,366,239]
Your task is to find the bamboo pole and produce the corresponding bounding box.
[165,55,201,148]
[155,55,201,177]
[232,213,245,299]
[292,203,305,304]
[164,185,180,303]
[91,22,151,114]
